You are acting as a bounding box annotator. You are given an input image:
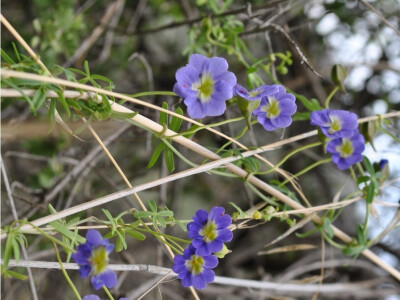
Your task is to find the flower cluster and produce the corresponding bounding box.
[172,206,233,290]
[174,54,297,130]
[72,230,117,290]
[310,109,365,170]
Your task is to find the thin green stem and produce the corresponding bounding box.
[349,166,358,184]
[324,86,339,108]
[29,222,74,252]
[160,138,238,178]
[128,91,177,98]
[52,242,81,300]
[103,285,115,300]
[279,158,331,186]
[356,163,365,176]
[363,203,371,237]
[216,120,257,155]
[245,182,278,205]
[165,116,244,139]
[320,230,345,249]
[255,142,321,175]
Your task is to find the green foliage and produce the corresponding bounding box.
[31,0,86,65]
[147,102,184,172]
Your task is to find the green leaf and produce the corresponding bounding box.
[109,110,138,120]
[365,182,375,204]
[49,221,85,244]
[48,204,57,214]
[164,144,175,172]
[12,239,20,262]
[175,219,187,232]
[115,229,127,252]
[148,200,157,213]
[323,218,334,238]
[84,60,90,77]
[3,233,15,268]
[159,102,169,126]
[133,211,154,218]
[331,64,347,92]
[147,143,165,169]
[2,267,28,280]
[102,209,117,234]
[157,217,167,228]
[126,229,146,241]
[357,175,370,185]
[157,211,173,217]
[356,224,366,245]
[32,86,47,111]
[292,112,310,121]
[170,107,183,132]
[115,237,124,252]
[362,156,375,175]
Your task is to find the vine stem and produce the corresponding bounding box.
[52,242,82,300]
[2,88,400,282]
[103,286,115,300]
[4,259,397,295]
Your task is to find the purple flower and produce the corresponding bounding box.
[71,230,117,290]
[252,85,297,131]
[172,244,218,289]
[83,296,100,300]
[326,130,365,170]
[187,207,233,256]
[234,84,280,101]
[379,159,389,170]
[83,296,128,300]
[173,54,237,119]
[310,109,358,138]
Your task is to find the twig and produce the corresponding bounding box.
[109,0,287,36]
[359,0,400,37]
[4,259,399,295]
[95,0,126,64]
[137,271,173,300]
[1,157,39,300]
[266,23,324,80]
[2,86,400,281]
[63,0,123,67]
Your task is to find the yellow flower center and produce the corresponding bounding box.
[90,247,108,275]
[192,73,214,103]
[336,139,354,158]
[329,116,342,134]
[200,221,217,242]
[185,255,204,275]
[261,97,280,119]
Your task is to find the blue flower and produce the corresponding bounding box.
[252,85,297,131]
[234,84,280,101]
[187,207,233,256]
[173,54,237,119]
[83,296,128,300]
[326,130,365,170]
[310,109,358,138]
[379,159,389,170]
[72,230,117,290]
[172,244,218,289]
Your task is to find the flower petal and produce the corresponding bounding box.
[203,255,219,269]
[91,269,117,290]
[83,295,101,300]
[78,264,92,279]
[86,230,104,248]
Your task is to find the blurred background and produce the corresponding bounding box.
[2,0,400,299]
